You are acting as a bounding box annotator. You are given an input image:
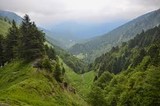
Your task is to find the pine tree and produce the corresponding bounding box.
[54,64,62,82]
[45,45,56,60]
[5,20,19,62]
[0,34,5,66]
[19,15,45,61]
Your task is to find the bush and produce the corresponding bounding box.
[36,58,52,72]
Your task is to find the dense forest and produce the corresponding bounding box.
[87,25,160,106]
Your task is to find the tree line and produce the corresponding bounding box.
[0,15,56,66]
[0,15,66,83]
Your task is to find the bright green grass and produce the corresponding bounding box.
[62,59,95,98]
[0,60,88,106]
[0,19,11,36]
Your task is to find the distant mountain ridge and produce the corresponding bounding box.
[48,20,126,41]
[69,9,160,63]
[0,10,22,24]
[0,10,66,48]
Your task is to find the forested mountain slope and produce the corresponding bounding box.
[46,39,87,73]
[87,24,160,106]
[91,25,160,76]
[0,15,88,106]
[0,12,86,73]
[69,9,160,63]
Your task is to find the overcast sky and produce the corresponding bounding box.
[0,0,160,26]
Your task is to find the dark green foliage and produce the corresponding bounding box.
[88,25,160,106]
[53,44,87,73]
[0,34,5,66]
[54,63,62,82]
[1,15,57,67]
[92,25,160,76]
[118,67,160,106]
[87,86,106,106]
[62,67,65,75]
[41,58,52,71]
[95,71,114,89]
[36,58,53,72]
[45,40,87,73]
[88,66,160,106]
[19,15,45,61]
[45,45,56,60]
[5,20,19,62]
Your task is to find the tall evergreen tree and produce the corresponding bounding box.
[19,15,45,61]
[54,64,62,82]
[5,20,19,62]
[0,34,5,66]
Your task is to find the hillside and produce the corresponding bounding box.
[0,18,11,35]
[1,6,160,106]
[0,10,22,24]
[0,12,87,74]
[0,60,88,106]
[45,39,87,73]
[91,25,160,75]
[69,9,160,63]
[0,14,89,106]
[62,58,95,98]
[87,24,160,106]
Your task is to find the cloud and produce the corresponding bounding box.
[0,0,160,26]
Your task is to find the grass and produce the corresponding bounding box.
[0,60,88,106]
[0,19,11,36]
[61,59,95,98]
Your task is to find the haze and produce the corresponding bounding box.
[0,0,159,26]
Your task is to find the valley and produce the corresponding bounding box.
[0,5,160,106]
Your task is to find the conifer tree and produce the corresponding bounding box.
[0,34,5,66]
[54,64,62,82]
[19,15,45,61]
[5,20,19,62]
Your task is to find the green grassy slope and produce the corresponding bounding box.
[62,59,95,98]
[0,60,88,106]
[0,19,11,36]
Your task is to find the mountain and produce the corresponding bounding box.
[0,10,68,49]
[87,24,160,106]
[0,15,89,105]
[49,20,126,40]
[69,9,160,63]
[40,27,68,48]
[0,11,86,74]
[0,10,22,24]
[47,20,126,48]
[91,25,160,76]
